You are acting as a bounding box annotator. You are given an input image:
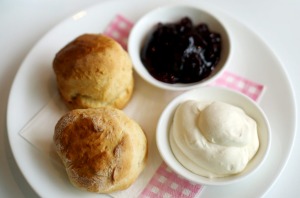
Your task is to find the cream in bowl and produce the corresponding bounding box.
[128,4,231,91]
[156,87,271,185]
[170,100,259,178]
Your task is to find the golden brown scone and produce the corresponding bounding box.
[53,107,147,193]
[53,34,134,109]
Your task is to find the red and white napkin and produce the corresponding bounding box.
[105,15,265,198]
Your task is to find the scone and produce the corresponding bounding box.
[53,34,134,109]
[53,107,147,193]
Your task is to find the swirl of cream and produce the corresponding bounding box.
[170,100,259,178]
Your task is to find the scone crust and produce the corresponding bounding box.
[53,107,147,193]
[53,34,133,109]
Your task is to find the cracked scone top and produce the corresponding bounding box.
[53,34,134,109]
[53,107,147,193]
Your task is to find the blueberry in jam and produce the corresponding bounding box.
[141,17,221,84]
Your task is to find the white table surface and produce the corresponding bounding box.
[1,0,299,197]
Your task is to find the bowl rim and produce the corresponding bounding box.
[128,4,232,91]
[156,86,271,185]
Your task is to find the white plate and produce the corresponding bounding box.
[6,0,296,197]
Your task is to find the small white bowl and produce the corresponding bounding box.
[156,86,271,185]
[128,4,231,91]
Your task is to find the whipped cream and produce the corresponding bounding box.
[170,100,259,178]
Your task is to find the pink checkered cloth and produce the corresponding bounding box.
[104,15,133,50]
[104,15,265,198]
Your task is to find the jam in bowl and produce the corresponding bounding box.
[128,4,231,91]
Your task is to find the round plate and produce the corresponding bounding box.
[6,0,296,197]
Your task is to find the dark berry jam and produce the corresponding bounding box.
[141,17,221,84]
